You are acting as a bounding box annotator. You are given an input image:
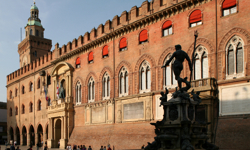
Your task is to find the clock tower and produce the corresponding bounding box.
[18,2,52,68]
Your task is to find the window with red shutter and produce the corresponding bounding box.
[189,10,202,27]
[88,52,93,63]
[139,30,148,44]
[76,57,80,68]
[162,20,173,37]
[222,0,237,16]
[119,38,127,51]
[103,45,109,58]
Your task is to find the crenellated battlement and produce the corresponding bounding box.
[7,0,209,85]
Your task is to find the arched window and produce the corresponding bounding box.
[9,108,12,117]
[47,75,51,85]
[103,45,109,58]
[22,86,25,94]
[140,61,151,93]
[30,82,33,92]
[30,29,33,35]
[189,10,202,27]
[36,30,39,36]
[102,73,110,100]
[119,37,127,51]
[162,20,173,36]
[163,54,177,88]
[119,67,129,97]
[29,102,33,113]
[226,36,244,79]
[37,78,40,89]
[88,77,95,103]
[38,100,41,111]
[88,52,93,63]
[15,88,18,97]
[222,0,237,16]
[15,107,18,115]
[139,30,148,44]
[22,104,25,114]
[75,81,81,105]
[193,45,209,80]
[76,57,81,68]
[9,90,12,99]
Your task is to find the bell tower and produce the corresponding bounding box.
[18,2,52,68]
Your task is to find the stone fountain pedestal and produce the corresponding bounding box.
[145,90,218,150]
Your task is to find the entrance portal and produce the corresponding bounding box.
[29,125,35,146]
[22,126,27,145]
[55,119,61,148]
[9,127,14,142]
[37,125,43,144]
[16,127,20,145]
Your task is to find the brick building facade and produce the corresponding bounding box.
[6,0,250,149]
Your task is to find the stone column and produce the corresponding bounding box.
[64,116,67,140]
[61,117,64,139]
[69,75,72,97]
[43,132,47,146]
[27,133,30,146]
[14,134,17,144]
[20,134,23,145]
[35,133,38,146]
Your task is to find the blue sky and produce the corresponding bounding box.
[0,0,146,102]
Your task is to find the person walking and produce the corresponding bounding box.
[43,144,48,150]
[100,146,103,150]
[88,146,92,150]
[103,146,106,150]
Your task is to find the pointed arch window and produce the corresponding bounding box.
[22,86,25,94]
[88,78,95,103]
[38,100,41,111]
[102,73,110,100]
[162,20,173,36]
[30,82,33,92]
[9,90,12,99]
[163,54,177,88]
[47,75,51,85]
[76,57,81,68]
[9,108,12,117]
[226,36,244,79]
[189,10,202,27]
[29,102,33,113]
[75,81,81,105]
[22,105,25,114]
[140,61,151,93]
[139,30,148,44]
[103,45,109,58]
[15,107,18,115]
[37,78,40,89]
[119,37,127,51]
[222,0,237,16]
[192,45,209,80]
[119,67,129,97]
[15,88,18,97]
[88,52,93,63]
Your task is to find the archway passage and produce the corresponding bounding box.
[55,119,61,148]
[9,127,14,142]
[29,125,35,146]
[22,126,27,146]
[16,127,20,145]
[37,124,43,144]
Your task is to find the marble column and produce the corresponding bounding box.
[35,133,38,145]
